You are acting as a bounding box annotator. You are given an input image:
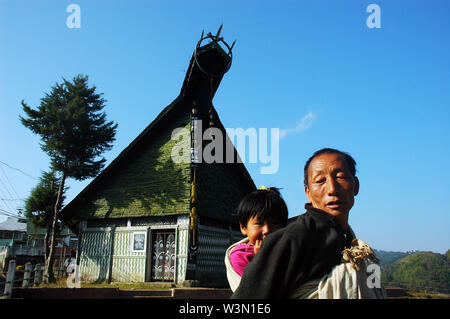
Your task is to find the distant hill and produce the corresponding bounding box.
[373,249,412,267]
[376,249,450,294]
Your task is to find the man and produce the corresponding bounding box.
[231,148,360,299]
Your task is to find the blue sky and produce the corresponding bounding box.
[0,0,449,253]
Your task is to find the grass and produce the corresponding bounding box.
[32,279,450,298]
[405,291,450,299]
[36,277,174,290]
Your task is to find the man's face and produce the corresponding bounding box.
[305,153,359,221]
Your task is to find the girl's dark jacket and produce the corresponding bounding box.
[231,204,355,299]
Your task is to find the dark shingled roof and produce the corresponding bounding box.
[60,39,255,233]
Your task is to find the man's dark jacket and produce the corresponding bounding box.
[231,204,355,299]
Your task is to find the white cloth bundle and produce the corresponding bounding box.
[290,239,387,299]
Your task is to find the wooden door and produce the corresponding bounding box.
[150,230,176,281]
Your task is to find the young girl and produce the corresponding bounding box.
[225,186,289,291]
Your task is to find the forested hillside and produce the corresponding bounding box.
[373,249,411,267]
[377,249,449,294]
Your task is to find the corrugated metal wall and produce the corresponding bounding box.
[196,224,243,283]
[111,228,147,282]
[79,215,190,283]
[175,216,189,284]
[79,229,113,282]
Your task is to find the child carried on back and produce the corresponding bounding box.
[225,186,289,291]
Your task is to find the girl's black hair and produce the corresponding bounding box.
[236,187,289,227]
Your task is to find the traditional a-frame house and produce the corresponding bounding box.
[59,28,255,286]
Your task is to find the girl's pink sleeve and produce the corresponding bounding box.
[230,247,255,276]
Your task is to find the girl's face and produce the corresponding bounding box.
[240,215,284,246]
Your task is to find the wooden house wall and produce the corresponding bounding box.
[190,150,253,284]
[196,223,243,284]
[72,109,193,283]
[79,228,113,282]
[78,215,190,283]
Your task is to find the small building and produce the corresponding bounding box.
[60,30,255,286]
[0,217,27,249]
[0,216,78,272]
[26,222,78,253]
[26,221,78,271]
[0,217,27,270]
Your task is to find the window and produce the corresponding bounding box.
[132,232,146,252]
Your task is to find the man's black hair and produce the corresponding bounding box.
[303,148,357,186]
[236,187,289,227]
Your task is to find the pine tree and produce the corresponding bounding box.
[20,74,118,283]
[24,170,65,263]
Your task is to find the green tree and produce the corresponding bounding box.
[20,74,118,282]
[24,170,66,262]
[382,251,450,293]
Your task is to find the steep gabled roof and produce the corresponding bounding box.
[60,40,255,233]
